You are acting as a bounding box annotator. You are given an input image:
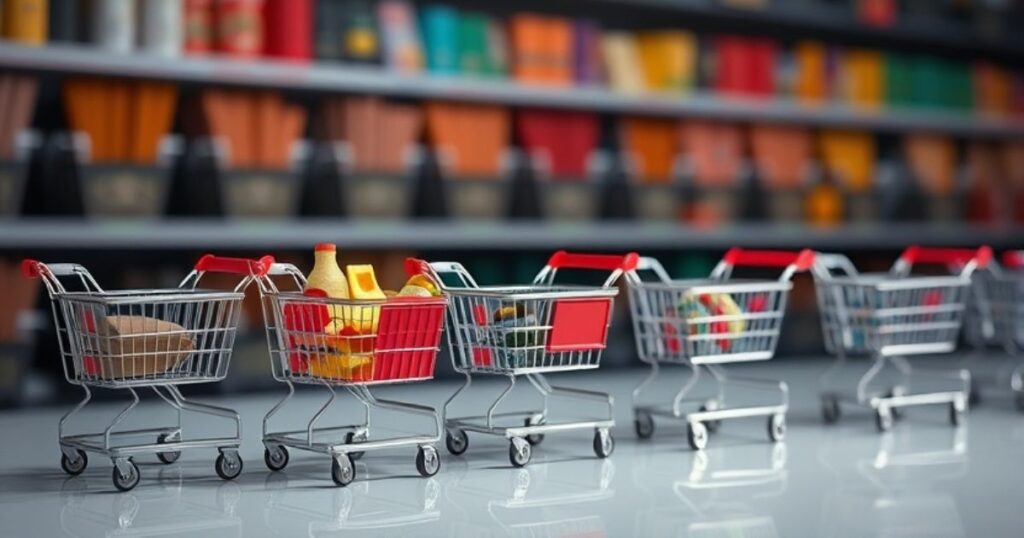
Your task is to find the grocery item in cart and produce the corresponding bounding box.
[305,243,350,299]
[80,315,195,379]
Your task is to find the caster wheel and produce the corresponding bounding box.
[215,451,243,481]
[593,429,614,458]
[112,460,140,492]
[949,401,966,427]
[156,433,181,464]
[509,437,532,468]
[821,394,841,424]
[445,429,469,456]
[700,400,722,433]
[416,445,440,477]
[687,421,708,451]
[331,454,356,487]
[61,449,88,476]
[634,410,655,439]
[524,415,545,446]
[876,408,894,432]
[768,414,786,442]
[344,431,366,461]
[264,445,289,472]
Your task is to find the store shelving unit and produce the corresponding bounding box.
[1,219,1019,250]
[0,43,1020,138]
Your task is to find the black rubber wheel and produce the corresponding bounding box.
[875,408,894,432]
[687,422,708,451]
[264,445,289,472]
[331,455,356,487]
[700,400,722,433]
[593,430,614,458]
[509,438,531,468]
[156,433,181,464]
[768,414,786,442]
[524,417,545,446]
[215,452,243,481]
[415,446,440,477]
[112,460,140,492]
[344,432,365,461]
[61,449,88,476]
[445,429,469,456]
[634,411,655,439]
[822,395,841,424]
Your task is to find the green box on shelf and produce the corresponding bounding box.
[71,132,178,219]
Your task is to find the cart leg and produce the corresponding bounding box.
[103,388,141,451]
[442,372,472,425]
[672,362,702,417]
[531,373,614,422]
[353,385,443,442]
[630,360,660,413]
[818,345,848,397]
[166,385,241,441]
[486,375,517,430]
[856,354,888,406]
[262,381,295,439]
[58,385,92,445]
[306,383,338,447]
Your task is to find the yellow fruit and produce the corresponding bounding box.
[398,285,433,297]
[405,274,441,296]
[308,353,372,380]
[343,265,385,332]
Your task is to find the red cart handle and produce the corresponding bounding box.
[722,248,815,272]
[1002,251,1023,269]
[897,246,992,269]
[21,259,42,278]
[194,254,275,277]
[546,251,640,272]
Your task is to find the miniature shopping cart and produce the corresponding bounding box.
[963,250,1024,410]
[813,246,990,431]
[430,251,638,467]
[626,248,815,451]
[24,254,270,491]
[256,258,447,486]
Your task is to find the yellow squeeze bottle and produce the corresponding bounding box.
[345,264,385,333]
[305,243,350,299]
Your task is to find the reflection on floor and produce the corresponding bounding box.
[1,359,1022,536]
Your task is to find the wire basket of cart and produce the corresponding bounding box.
[626,248,815,451]
[256,258,448,487]
[428,251,638,468]
[23,254,271,491]
[962,250,1024,410]
[812,246,990,432]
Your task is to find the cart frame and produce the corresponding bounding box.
[428,251,638,468]
[255,259,447,487]
[812,246,990,431]
[24,254,272,491]
[626,248,814,450]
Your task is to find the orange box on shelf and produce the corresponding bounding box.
[620,117,678,183]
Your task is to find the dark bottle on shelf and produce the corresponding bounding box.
[166,139,223,217]
[598,152,635,220]
[300,142,347,217]
[738,159,769,222]
[411,149,448,218]
[506,151,542,220]
[876,160,926,222]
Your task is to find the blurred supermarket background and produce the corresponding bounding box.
[0,0,1021,407]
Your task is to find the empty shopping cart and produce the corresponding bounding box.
[627,248,815,450]
[813,246,990,431]
[24,254,270,491]
[963,250,1024,410]
[256,258,447,486]
[431,251,638,467]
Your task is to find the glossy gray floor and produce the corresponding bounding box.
[2,357,1022,537]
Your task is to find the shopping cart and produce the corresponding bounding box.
[430,251,638,467]
[24,254,270,491]
[813,246,990,431]
[256,258,447,486]
[626,248,814,451]
[963,250,1024,410]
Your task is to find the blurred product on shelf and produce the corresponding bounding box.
[1004,142,1024,223]
[425,101,508,177]
[322,95,421,173]
[0,73,38,159]
[572,18,602,86]
[714,35,776,97]
[903,133,957,221]
[138,0,183,57]
[637,30,697,94]
[681,120,744,225]
[840,49,883,109]
[508,13,572,86]
[378,0,422,73]
[214,0,264,57]
[196,88,305,169]
[47,0,80,43]
[620,117,677,183]
[964,142,1000,224]
[262,0,311,61]
[184,0,214,54]
[857,0,898,27]
[601,31,644,94]
[91,0,135,53]
[819,129,876,222]
[751,124,812,221]
[419,4,457,74]
[0,259,37,343]
[793,41,828,104]
[517,109,598,178]
[2,0,47,46]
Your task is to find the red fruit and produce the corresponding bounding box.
[748,294,767,313]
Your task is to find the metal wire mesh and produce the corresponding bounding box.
[965,269,1024,349]
[444,287,616,375]
[814,274,970,357]
[56,289,245,387]
[261,291,447,386]
[628,280,793,364]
